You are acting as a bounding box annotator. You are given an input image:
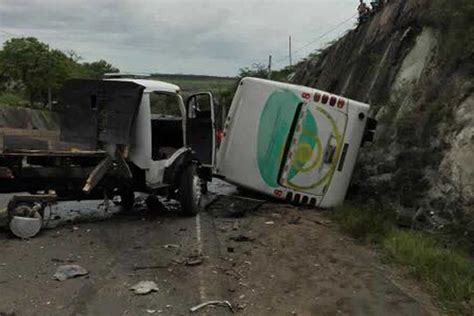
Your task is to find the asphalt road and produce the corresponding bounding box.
[0,185,441,316]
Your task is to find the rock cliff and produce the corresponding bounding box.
[292,0,474,226]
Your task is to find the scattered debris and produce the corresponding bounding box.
[132,264,169,271]
[146,309,156,314]
[53,265,89,281]
[265,221,275,225]
[163,244,180,250]
[185,256,203,266]
[225,268,244,280]
[230,234,255,242]
[190,300,234,313]
[288,216,302,225]
[130,281,159,295]
[313,219,332,227]
[237,303,247,310]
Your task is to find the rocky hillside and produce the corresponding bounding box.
[292,0,474,227]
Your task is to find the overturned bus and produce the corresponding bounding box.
[214,78,376,208]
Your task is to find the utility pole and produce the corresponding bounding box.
[268,55,272,79]
[289,36,293,68]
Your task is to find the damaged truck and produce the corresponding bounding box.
[0,75,375,238]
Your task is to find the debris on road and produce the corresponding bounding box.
[163,244,180,250]
[130,281,159,295]
[288,216,302,225]
[190,300,234,313]
[53,265,89,281]
[313,219,332,227]
[237,303,248,310]
[185,256,203,266]
[132,264,169,271]
[229,234,255,242]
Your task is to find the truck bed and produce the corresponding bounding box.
[0,127,104,157]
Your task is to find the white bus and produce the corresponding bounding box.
[214,77,376,208]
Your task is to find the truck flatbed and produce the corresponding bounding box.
[0,149,107,157]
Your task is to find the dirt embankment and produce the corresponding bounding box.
[291,0,474,225]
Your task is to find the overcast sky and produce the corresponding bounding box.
[0,0,357,76]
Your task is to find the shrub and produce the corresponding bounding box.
[330,203,395,242]
[383,230,474,314]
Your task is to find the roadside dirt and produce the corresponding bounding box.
[0,191,441,315]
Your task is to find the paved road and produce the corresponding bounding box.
[0,185,441,316]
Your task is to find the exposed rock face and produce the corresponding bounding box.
[291,0,473,224]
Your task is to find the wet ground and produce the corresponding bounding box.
[0,181,441,315]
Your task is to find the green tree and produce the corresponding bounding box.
[0,37,51,105]
[0,37,120,107]
[82,59,119,79]
[238,63,268,79]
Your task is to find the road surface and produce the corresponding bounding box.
[0,186,441,315]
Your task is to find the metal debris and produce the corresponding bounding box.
[190,300,234,313]
[9,215,42,239]
[185,256,203,266]
[53,265,89,281]
[130,281,159,295]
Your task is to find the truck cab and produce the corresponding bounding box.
[58,75,218,215]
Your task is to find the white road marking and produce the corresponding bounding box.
[195,214,207,301]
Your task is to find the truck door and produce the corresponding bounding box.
[278,103,347,196]
[186,92,216,166]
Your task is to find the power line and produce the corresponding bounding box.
[274,13,358,66]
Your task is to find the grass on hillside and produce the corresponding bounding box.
[329,203,474,315]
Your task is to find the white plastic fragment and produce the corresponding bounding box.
[190,300,234,313]
[130,281,159,295]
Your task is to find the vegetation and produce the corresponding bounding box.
[329,203,474,315]
[151,73,237,104]
[425,0,474,67]
[0,37,119,107]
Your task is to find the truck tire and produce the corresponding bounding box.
[178,163,202,216]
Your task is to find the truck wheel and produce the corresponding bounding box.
[179,163,202,216]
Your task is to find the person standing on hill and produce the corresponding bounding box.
[358,1,370,15]
[357,0,370,23]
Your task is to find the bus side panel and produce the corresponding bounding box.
[216,79,281,196]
